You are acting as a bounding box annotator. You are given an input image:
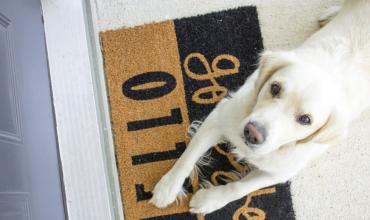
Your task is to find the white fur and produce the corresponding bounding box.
[150,0,370,214]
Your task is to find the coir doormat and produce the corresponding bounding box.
[101,6,295,220]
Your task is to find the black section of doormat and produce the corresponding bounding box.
[174,6,263,121]
[159,6,294,220]
[143,212,197,220]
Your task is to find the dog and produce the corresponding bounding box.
[150,0,370,214]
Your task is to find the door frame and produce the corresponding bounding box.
[40,0,123,219]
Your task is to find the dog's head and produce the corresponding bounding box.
[236,51,347,157]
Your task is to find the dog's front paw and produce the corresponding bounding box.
[149,174,185,208]
[189,186,230,214]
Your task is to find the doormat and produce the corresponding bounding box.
[100,6,295,220]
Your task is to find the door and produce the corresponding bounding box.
[0,0,65,220]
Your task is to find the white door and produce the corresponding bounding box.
[0,0,65,219]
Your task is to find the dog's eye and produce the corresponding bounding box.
[270,83,281,97]
[297,114,312,125]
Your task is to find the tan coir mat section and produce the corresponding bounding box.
[101,6,295,220]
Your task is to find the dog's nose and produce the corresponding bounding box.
[244,122,266,145]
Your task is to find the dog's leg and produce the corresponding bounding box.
[189,169,288,214]
[150,110,222,208]
[189,141,330,214]
[318,6,341,27]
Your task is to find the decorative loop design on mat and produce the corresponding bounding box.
[233,187,276,220]
[184,53,240,104]
[210,146,250,186]
[214,145,249,174]
[205,145,276,220]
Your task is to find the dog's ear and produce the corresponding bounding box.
[254,51,292,95]
[298,110,348,146]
